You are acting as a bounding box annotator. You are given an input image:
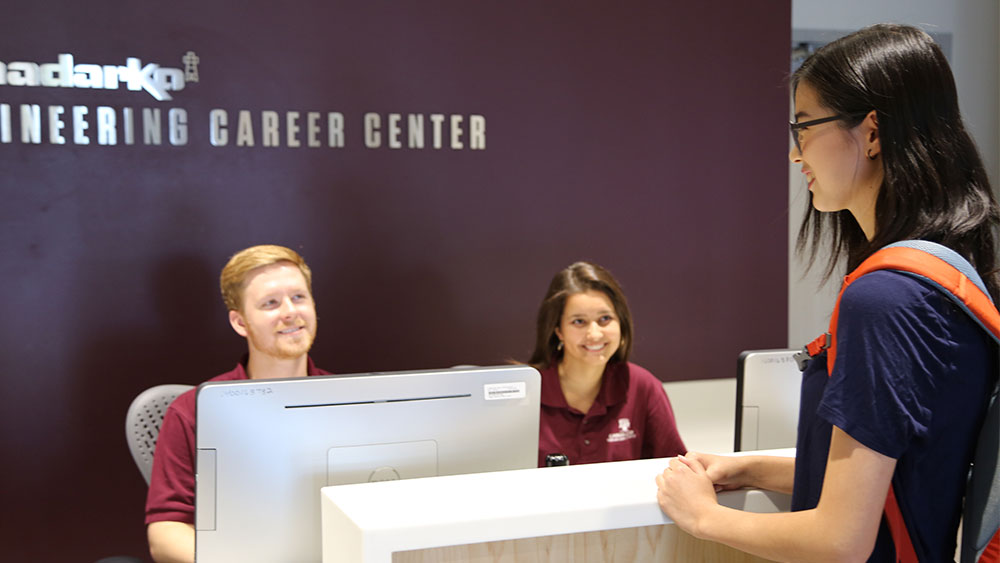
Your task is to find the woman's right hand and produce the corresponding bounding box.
[683,452,749,492]
[684,452,795,495]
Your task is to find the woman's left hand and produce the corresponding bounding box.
[655,454,719,537]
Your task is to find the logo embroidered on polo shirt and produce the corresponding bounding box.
[607,418,636,443]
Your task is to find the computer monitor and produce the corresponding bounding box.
[734,349,802,452]
[194,364,540,563]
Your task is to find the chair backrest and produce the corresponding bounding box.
[126,384,195,485]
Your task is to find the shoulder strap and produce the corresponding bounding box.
[823,241,999,375]
[813,241,999,563]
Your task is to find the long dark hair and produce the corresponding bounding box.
[792,24,1000,302]
[528,262,634,370]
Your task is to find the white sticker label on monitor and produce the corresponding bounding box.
[484,381,527,401]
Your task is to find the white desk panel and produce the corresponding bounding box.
[321,448,794,563]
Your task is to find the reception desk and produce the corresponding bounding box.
[321,449,793,562]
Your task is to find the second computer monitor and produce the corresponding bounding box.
[735,349,802,452]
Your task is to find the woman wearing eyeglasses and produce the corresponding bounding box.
[656,24,998,562]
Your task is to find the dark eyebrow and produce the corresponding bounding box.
[793,110,811,121]
[569,310,614,317]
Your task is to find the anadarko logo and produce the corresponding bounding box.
[0,50,486,150]
[0,54,189,101]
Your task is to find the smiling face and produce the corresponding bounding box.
[555,289,622,371]
[229,261,317,361]
[789,82,883,237]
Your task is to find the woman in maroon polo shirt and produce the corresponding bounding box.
[528,261,686,467]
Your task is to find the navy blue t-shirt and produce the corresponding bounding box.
[793,270,997,561]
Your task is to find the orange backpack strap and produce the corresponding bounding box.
[825,243,999,375]
[885,486,920,563]
[802,241,1000,563]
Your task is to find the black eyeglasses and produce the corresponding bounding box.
[789,114,866,152]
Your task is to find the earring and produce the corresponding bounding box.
[867,148,878,160]
[557,341,563,351]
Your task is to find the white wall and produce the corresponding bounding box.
[787,0,1000,347]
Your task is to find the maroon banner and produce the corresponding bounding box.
[0,1,790,559]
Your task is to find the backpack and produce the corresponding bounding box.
[798,240,999,563]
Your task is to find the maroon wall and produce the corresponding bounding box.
[0,1,791,560]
